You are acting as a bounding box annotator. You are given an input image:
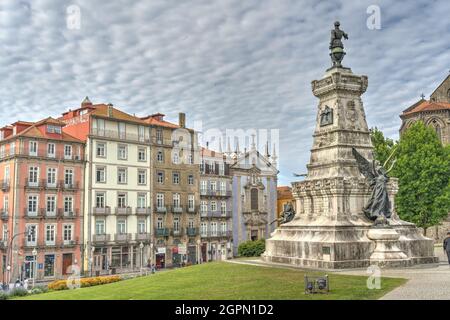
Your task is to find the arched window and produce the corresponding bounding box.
[251,188,259,210]
[431,119,442,142]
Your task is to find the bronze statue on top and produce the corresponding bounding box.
[270,202,296,225]
[352,148,397,225]
[330,21,348,68]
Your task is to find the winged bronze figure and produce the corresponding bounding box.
[352,147,396,222]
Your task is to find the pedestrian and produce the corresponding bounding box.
[444,232,450,265]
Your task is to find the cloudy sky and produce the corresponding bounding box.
[0,0,449,185]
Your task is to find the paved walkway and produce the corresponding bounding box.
[228,248,450,300]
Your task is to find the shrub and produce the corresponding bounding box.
[9,287,28,297]
[238,239,266,257]
[0,292,8,300]
[48,275,122,291]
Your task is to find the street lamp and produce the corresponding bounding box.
[31,248,37,288]
[196,239,201,265]
[139,242,144,269]
[90,246,95,277]
[150,242,154,269]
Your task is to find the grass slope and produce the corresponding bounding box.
[20,262,406,300]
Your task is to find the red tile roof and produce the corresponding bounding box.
[277,186,293,199]
[403,100,450,115]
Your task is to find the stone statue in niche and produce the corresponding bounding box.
[320,106,334,126]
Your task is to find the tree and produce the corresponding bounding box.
[391,121,450,235]
[370,127,397,166]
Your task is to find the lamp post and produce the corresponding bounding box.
[90,246,95,277]
[139,242,144,269]
[196,239,201,265]
[150,242,154,269]
[31,248,37,288]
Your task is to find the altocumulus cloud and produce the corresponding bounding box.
[0,0,449,185]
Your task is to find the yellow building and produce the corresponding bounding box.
[277,186,294,226]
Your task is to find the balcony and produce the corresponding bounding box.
[0,180,10,192]
[186,228,198,237]
[171,205,183,214]
[43,209,58,219]
[202,231,233,238]
[61,239,79,247]
[187,206,198,214]
[93,207,111,216]
[115,207,132,216]
[200,190,232,197]
[115,233,132,243]
[201,211,232,219]
[45,181,59,190]
[58,181,79,191]
[136,207,151,215]
[1,210,9,221]
[151,136,176,147]
[155,206,167,214]
[155,228,170,237]
[135,233,151,241]
[172,229,183,237]
[93,234,111,243]
[60,209,78,219]
[25,179,41,189]
[1,147,84,162]
[91,128,150,144]
[24,209,42,219]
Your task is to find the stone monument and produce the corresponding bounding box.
[262,22,438,269]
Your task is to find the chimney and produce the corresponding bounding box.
[107,103,114,117]
[179,112,186,128]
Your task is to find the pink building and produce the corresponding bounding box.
[0,118,85,283]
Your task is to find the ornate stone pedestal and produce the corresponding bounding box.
[262,63,438,269]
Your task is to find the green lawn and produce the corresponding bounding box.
[19,262,406,300]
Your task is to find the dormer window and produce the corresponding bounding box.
[47,125,62,134]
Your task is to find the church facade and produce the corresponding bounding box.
[399,74,450,241]
[400,74,450,145]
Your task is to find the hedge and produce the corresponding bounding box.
[238,239,266,257]
[48,275,122,291]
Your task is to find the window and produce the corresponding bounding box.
[96,142,106,157]
[172,172,180,184]
[138,148,146,161]
[137,194,147,209]
[26,225,37,246]
[117,219,126,234]
[188,153,193,165]
[220,181,226,194]
[64,145,72,159]
[94,119,105,136]
[64,168,74,186]
[46,196,56,215]
[156,193,165,209]
[200,180,207,193]
[4,195,9,211]
[117,193,127,208]
[157,217,164,229]
[201,201,207,213]
[200,160,205,173]
[96,193,105,208]
[117,168,127,184]
[47,125,61,134]
[138,170,147,185]
[45,224,56,245]
[95,220,105,235]
[3,224,8,240]
[172,151,179,164]
[201,223,207,236]
[96,166,106,183]
[27,195,38,215]
[63,225,73,242]
[251,188,259,210]
[64,197,73,214]
[156,129,163,143]
[221,222,227,233]
[157,171,164,184]
[47,143,56,158]
[173,193,181,209]
[118,122,126,139]
[188,218,195,229]
[173,217,180,232]
[0,145,5,157]
[210,201,217,212]
[211,222,218,236]
[157,150,164,162]
[188,174,194,185]
[29,141,38,156]
[28,166,39,186]
[188,195,195,210]
[44,255,55,277]
[138,220,146,234]
[219,163,225,175]
[138,126,145,142]
[4,166,9,182]
[10,142,15,156]
[118,145,127,160]
[47,168,57,187]
[221,201,227,214]
[210,181,217,192]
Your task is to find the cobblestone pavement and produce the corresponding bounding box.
[228,247,450,300]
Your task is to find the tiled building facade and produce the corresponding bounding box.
[0,118,84,283]
[199,148,233,262]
